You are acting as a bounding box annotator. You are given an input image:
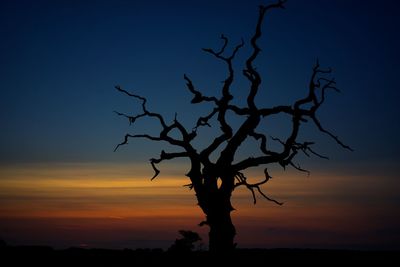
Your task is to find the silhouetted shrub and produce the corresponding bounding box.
[168,230,202,252]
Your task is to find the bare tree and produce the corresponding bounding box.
[114,0,351,252]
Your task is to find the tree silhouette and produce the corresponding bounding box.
[114,1,352,252]
[168,230,202,252]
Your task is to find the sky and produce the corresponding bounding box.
[0,0,399,250]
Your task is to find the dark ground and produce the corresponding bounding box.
[0,245,398,266]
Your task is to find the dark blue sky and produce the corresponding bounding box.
[1,0,399,169]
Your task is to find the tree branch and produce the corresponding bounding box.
[233,61,352,173]
[113,110,146,126]
[227,105,250,115]
[194,108,218,131]
[312,116,353,151]
[244,1,286,110]
[292,61,353,151]
[234,169,282,205]
[249,131,271,155]
[184,74,218,104]
[115,85,167,128]
[114,86,205,189]
[199,36,246,159]
[150,150,189,180]
[289,162,310,175]
[214,2,287,168]
[115,85,198,149]
[114,133,163,152]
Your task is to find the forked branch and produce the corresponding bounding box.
[114,86,197,179]
[184,74,218,104]
[234,169,282,205]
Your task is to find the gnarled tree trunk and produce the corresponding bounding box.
[196,172,236,252]
[207,203,236,252]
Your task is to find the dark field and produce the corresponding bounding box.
[1,245,398,266]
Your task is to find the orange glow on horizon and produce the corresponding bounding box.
[0,163,201,219]
[0,162,398,249]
